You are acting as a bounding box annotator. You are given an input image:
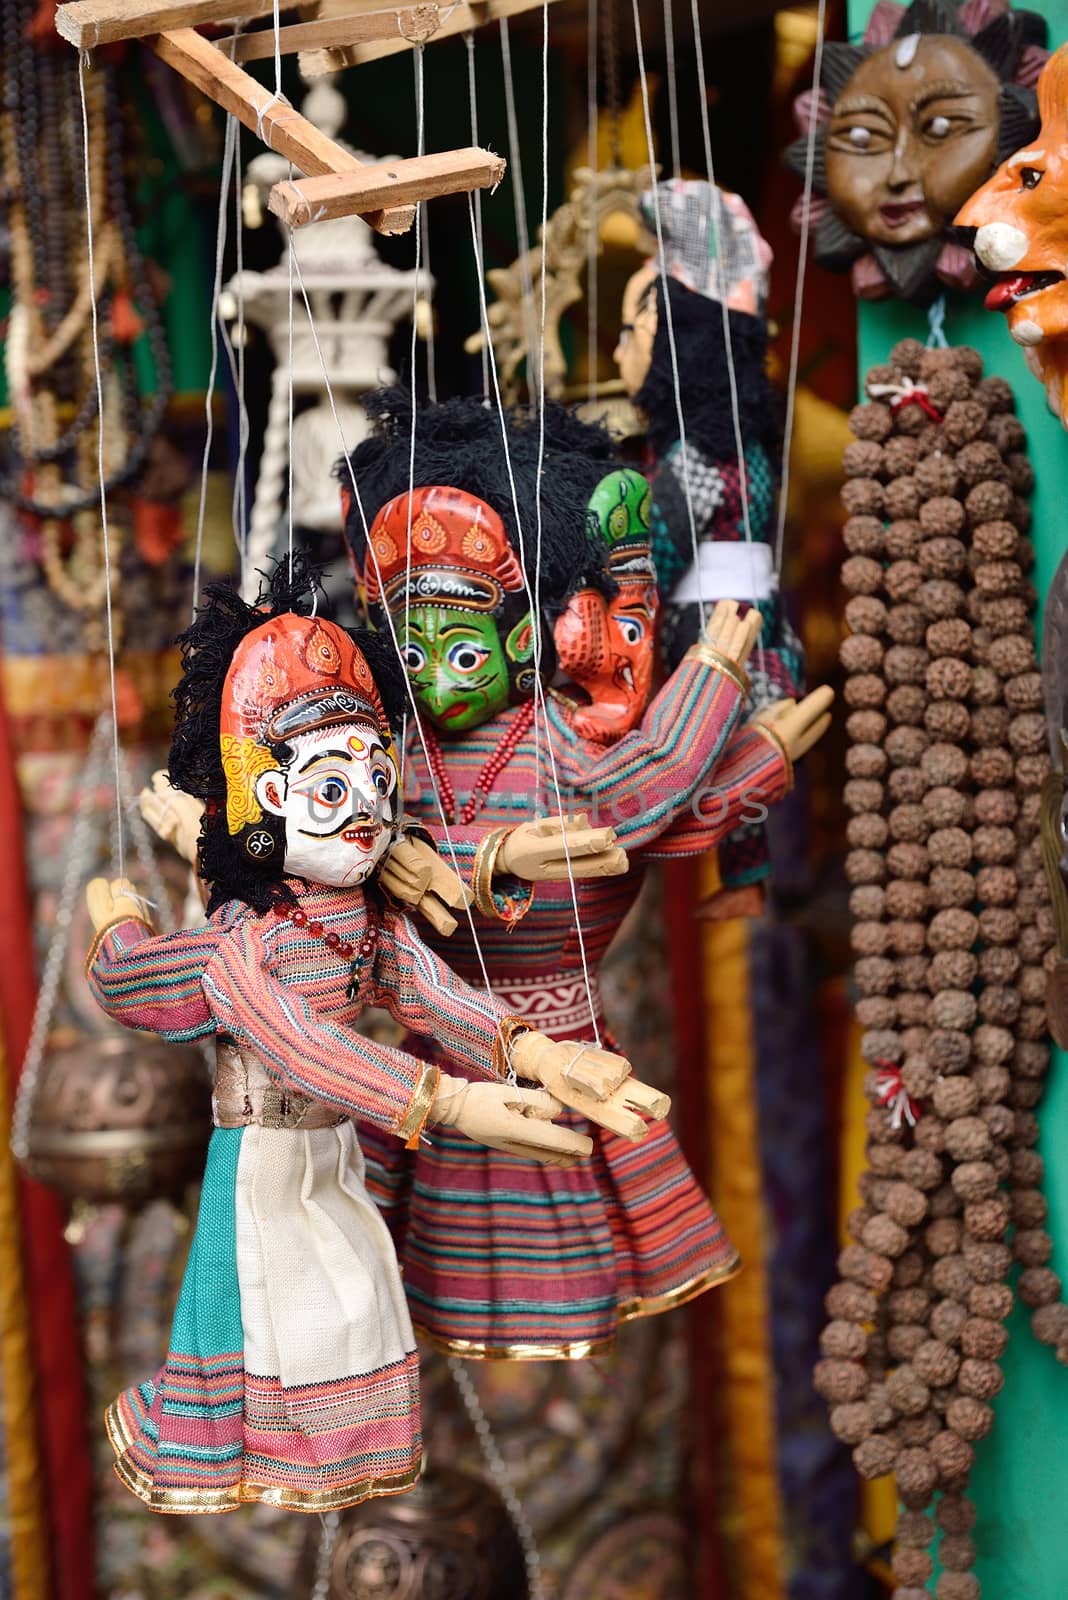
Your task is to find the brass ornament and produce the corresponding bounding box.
[25,1034,211,1205]
[296,1466,529,1600]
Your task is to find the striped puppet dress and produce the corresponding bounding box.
[86,882,524,1513]
[361,654,792,1356]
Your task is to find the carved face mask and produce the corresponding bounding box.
[554,469,658,745]
[255,724,398,886]
[400,604,534,733]
[364,486,537,735]
[825,34,1000,248]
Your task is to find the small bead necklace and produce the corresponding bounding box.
[422,700,536,825]
[278,900,379,1002]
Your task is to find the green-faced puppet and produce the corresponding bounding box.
[363,485,535,734]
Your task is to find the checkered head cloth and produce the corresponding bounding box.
[640,179,773,318]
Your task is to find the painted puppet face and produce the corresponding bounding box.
[825,35,1000,248]
[554,470,658,744]
[255,723,398,886]
[615,263,659,397]
[958,43,1068,427]
[399,604,534,733]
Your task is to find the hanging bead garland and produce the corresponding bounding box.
[819,337,1058,1600]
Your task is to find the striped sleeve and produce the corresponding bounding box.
[201,919,439,1139]
[640,724,790,861]
[85,917,218,1041]
[370,909,518,1080]
[551,657,746,852]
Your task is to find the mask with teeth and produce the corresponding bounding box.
[553,469,659,745]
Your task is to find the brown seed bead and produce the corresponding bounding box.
[926,658,972,701]
[840,634,885,674]
[839,1244,894,1292]
[960,1318,1008,1361]
[829,1401,876,1445]
[887,685,926,724]
[847,710,888,745]
[847,745,888,783]
[851,917,890,955]
[885,605,926,647]
[935,1572,980,1600]
[1033,1303,1068,1347]
[963,1199,1009,1243]
[929,951,978,992]
[926,366,972,407]
[943,1117,991,1162]
[918,578,964,619]
[886,520,923,560]
[1013,496,1034,534]
[961,1238,1012,1283]
[914,453,960,498]
[930,1429,974,1485]
[844,851,888,889]
[856,958,896,997]
[898,956,932,993]
[928,1031,972,1072]
[820,1318,869,1360]
[1011,1184,1048,1228]
[927,870,972,912]
[988,632,1035,677]
[1009,712,1047,756]
[849,886,886,923]
[1011,1080,1043,1110]
[892,1549,934,1588]
[952,1163,998,1204]
[844,779,884,815]
[887,727,930,769]
[864,1029,904,1064]
[969,707,1010,749]
[883,1182,928,1228]
[885,434,922,473]
[1005,672,1043,713]
[889,922,926,957]
[956,440,1008,486]
[889,769,928,806]
[932,1078,978,1119]
[957,1357,1003,1400]
[826,1281,878,1322]
[928,830,973,872]
[898,1411,943,1449]
[969,665,1003,707]
[901,1150,943,1191]
[844,598,889,639]
[888,1323,931,1362]
[1006,453,1035,494]
[884,478,921,520]
[975,865,1017,906]
[842,555,883,596]
[844,440,886,479]
[928,909,979,952]
[857,997,896,1030]
[930,1181,963,1219]
[888,844,931,882]
[918,537,966,581]
[896,993,930,1027]
[1014,1228,1054,1267]
[986,412,1025,452]
[887,567,928,613]
[971,746,1014,787]
[973,374,1012,412]
[853,1435,898,1479]
[848,816,889,853]
[813,1358,868,1404]
[929,1300,968,1346]
[895,1447,939,1508]
[944,1404,991,1452]
[846,674,888,710]
[977,906,1018,944]
[975,560,1022,597]
[1013,1043,1049,1082]
[899,1060,934,1105]
[888,801,928,841]
[977,985,1020,1026]
[926,1217,962,1258]
[971,519,1018,560]
[898,1509,938,1550]
[842,478,885,517]
[980,595,1030,635]
[969,1286,1013,1324]
[885,880,928,920]
[973,1025,1014,1066]
[851,401,894,440]
[937,1496,979,1538]
[1017,1266,1060,1309]
[1017,751,1053,790]
[966,480,1013,525]
[972,1064,1011,1102]
[863,1213,909,1258]
[982,1104,1015,1144]
[973,825,1016,865]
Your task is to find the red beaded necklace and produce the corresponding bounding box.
[422,700,537,825]
[277,901,379,1003]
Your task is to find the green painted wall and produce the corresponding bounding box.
[847,0,1068,1593]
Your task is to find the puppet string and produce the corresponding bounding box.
[287,225,295,582]
[465,32,491,398]
[688,0,766,680]
[290,246,513,1070]
[79,51,125,876]
[448,1358,543,1600]
[662,0,681,181]
[193,113,238,619]
[586,0,599,405]
[230,91,250,583]
[414,45,437,404]
[499,16,538,395]
[630,0,705,632]
[531,0,551,793]
[467,193,603,1046]
[927,293,949,350]
[402,43,428,787]
[310,1511,340,1600]
[773,0,826,575]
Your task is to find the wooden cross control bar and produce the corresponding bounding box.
[54,0,507,233]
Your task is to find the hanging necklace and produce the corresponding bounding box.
[422,699,536,825]
[275,895,380,1004]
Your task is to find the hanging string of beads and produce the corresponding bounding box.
[821,337,1057,1600]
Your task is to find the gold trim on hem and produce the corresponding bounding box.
[84,913,152,977]
[414,1255,742,1361]
[106,1402,422,1515]
[395,1060,439,1144]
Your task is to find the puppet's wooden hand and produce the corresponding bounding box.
[511,1032,668,1141]
[698,599,764,670]
[86,876,153,933]
[429,1075,593,1166]
[380,835,471,937]
[752,685,835,761]
[139,770,204,866]
[497,815,627,882]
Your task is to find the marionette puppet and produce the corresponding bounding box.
[958,41,1068,428]
[614,180,804,906]
[785,0,1046,303]
[786,4,1065,1590]
[83,560,656,1514]
[340,393,833,1359]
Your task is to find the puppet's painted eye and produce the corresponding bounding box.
[447,642,491,675]
[848,126,871,149]
[614,616,645,646]
[403,643,427,673]
[928,114,951,139]
[1020,166,1044,190]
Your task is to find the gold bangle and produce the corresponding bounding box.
[752,720,795,794]
[472,826,514,919]
[683,641,751,698]
[492,1015,533,1081]
[396,1061,440,1146]
[83,913,152,978]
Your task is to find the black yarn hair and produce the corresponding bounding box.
[338,388,620,619]
[634,277,776,461]
[167,553,408,916]
[783,0,1046,304]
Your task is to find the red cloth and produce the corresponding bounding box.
[0,682,97,1600]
